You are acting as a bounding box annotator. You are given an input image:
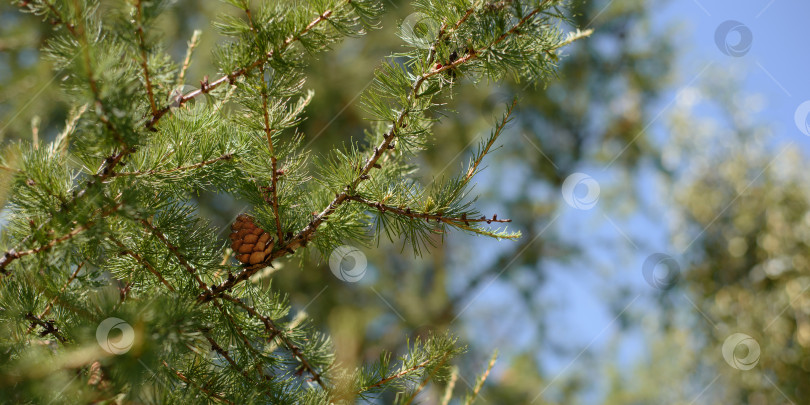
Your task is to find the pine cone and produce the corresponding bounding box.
[229,214,274,265]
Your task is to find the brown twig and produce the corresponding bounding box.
[204,333,253,381]
[138,219,208,291]
[15,0,78,36]
[259,68,285,242]
[0,202,122,274]
[0,124,131,274]
[403,352,452,405]
[345,196,511,226]
[217,293,326,388]
[134,0,158,116]
[464,351,497,405]
[145,6,337,129]
[111,153,233,177]
[163,361,235,405]
[109,237,176,291]
[25,312,68,343]
[175,30,201,89]
[26,261,85,334]
[360,351,452,395]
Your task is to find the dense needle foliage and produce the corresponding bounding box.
[0,0,587,403]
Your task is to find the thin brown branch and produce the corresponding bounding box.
[25,312,68,343]
[403,352,451,405]
[346,196,511,226]
[111,153,233,177]
[0,144,131,276]
[138,219,208,291]
[247,0,282,240]
[464,99,516,182]
[26,261,85,334]
[0,202,122,274]
[203,333,254,382]
[135,219,275,388]
[259,67,285,242]
[217,293,326,389]
[16,0,78,36]
[428,4,548,79]
[145,6,337,129]
[163,361,235,405]
[464,351,497,405]
[360,351,452,394]
[109,237,176,291]
[71,3,125,145]
[176,30,201,88]
[134,0,158,115]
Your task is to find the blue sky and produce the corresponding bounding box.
[451,1,810,403]
[656,0,810,147]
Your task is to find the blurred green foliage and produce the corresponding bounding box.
[1,0,805,403]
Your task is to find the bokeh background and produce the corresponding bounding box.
[2,0,809,403]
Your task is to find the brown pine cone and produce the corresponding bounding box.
[229,214,274,265]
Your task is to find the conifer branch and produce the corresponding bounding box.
[0,148,130,275]
[69,3,128,145]
[138,219,209,291]
[358,350,452,394]
[464,99,516,183]
[202,0,549,296]
[145,5,339,129]
[26,261,85,334]
[217,293,327,389]
[259,67,285,242]
[134,0,158,116]
[110,153,233,177]
[203,333,254,381]
[175,30,201,89]
[429,1,550,78]
[346,195,511,226]
[462,351,497,405]
[24,312,68,343]
[163,361,236,405]
[402,352,451,405]
[0,203,122,274]
[291,2,539,248]
[3,0,584,400]
[109,237,176,291]
[440,367,459,405]
[16,0,78,36]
